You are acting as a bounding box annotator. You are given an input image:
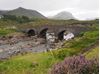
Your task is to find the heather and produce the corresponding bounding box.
[50,55,99,74]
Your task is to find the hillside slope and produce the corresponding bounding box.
[0,7,46,19]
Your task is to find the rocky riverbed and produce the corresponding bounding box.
[0,35,64,60]
[0,36,50,60]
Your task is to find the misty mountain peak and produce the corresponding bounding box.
[16,7,25,10]
[52,11,75,20]
[57,11,72,15]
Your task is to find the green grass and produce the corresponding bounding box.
[0,18,98,29]
[0,28,17,36]
[0,52,60,74]
[51,29,99,60]
[84,46,99,59]
[66,30,98,49]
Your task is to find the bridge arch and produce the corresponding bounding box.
[27,29,35,36]
[39,28,48,38]
[58,30,66,40]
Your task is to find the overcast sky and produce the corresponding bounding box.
[0,0,99,20]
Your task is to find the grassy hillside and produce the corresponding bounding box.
[0,22,98,74]
[0,18,98,36]
[0,19,99,74]
[1,7,46,19]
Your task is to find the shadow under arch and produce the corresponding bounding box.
[27,29,35,36]
[39,28,48,38]
[58,30,66,40]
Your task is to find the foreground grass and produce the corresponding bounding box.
[84,46,99,59]
[0,45,98,74]
[0,52,60,74]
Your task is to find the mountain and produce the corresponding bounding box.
[0,10,8,16]
[0,7,46,19]
[50,11,75,20]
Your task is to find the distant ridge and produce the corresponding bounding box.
[0,10,8,17]
[0,7,46,19]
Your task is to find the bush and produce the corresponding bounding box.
[52,48,76,60]
[50,55,99,74]
[2,15,31,23]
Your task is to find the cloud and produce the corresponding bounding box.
[41,8,99,20]
[76,0,99,10]
[21,0,80,11]
[0,0,99,20]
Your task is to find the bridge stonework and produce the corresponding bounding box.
[22,24,90,39]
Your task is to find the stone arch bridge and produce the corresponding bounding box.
[21,24,90,40]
